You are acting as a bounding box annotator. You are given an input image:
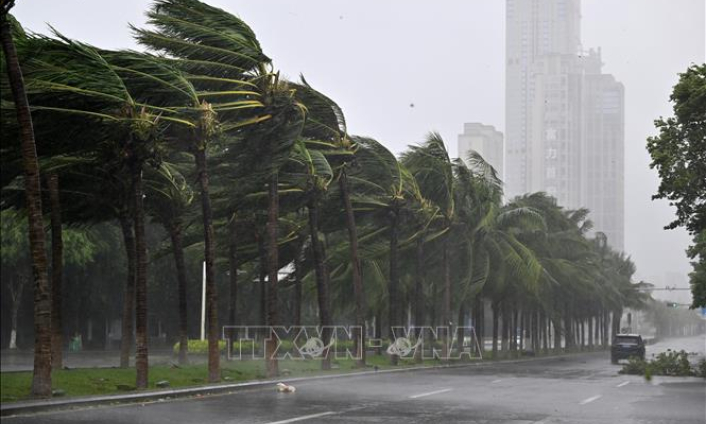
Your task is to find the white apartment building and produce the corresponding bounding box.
[505,0,624,250]
[457,123,504,180]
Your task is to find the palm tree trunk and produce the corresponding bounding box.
[442,236,451,361]
[131,161,149,389]
[227,218,238,354]
[546,303,553,350]
[598,312,603,346]
[535,311,540,352]
[519,311,525,352]
[501,303,509,354]
[588,317,594,348]
[563,303,572,350]
[194,148,219,383]
[1,12,52,397]
[553,311,562,351]
[339,171,366,367]
[492,301,499,356]
[388,211,399,365]
[514,307,520,354]
[258,236,267,329]
[542,312,548,353]
[457,303,466,358]
[308,198,333,370]
[536,310,542,352]
[478,296,486,354]
[118,213,135,368]
[47,173,64,370]
[532,310,539,352]
[612,308,623,338]
[413,239,424,363]
[374,310,382,356]
[168,221,189,365]
[293,249,302,327]
[265,173,281,377]
[541,312,546,352]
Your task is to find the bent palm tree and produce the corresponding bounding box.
[351,136,423,364]
[402,132,455,360]
[292,78,366,366]
[0,7,52,397]
[135,0,273,381]
[145,161,194,365]
[14,32,197,388]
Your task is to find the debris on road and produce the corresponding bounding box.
[276,383,296,393]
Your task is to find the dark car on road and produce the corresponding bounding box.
[611,334,645,364]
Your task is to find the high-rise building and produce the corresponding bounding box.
[457,123,504,180]
[580,49,625,249]
[505,0,624,250]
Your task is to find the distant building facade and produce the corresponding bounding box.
[457,123,504,179]
[505,0,624,250]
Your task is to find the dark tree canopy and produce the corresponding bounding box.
[687,231,706,308]
[647,63,706,308]
[647,64,706,234]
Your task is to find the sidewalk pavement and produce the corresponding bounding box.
[1,349,181,373]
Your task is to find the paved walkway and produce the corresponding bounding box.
[0,350,192,372]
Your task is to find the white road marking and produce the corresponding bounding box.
[264,411,337,424]
[579,395,602,405]
[408,388,453,399]
[491,379,503,383]
[616,381,630,388]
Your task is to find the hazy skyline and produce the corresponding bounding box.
[13,0,705,293]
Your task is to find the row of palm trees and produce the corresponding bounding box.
[0,0,645,397]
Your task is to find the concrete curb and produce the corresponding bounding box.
[0,350,606,417]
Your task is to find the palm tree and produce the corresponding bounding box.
[450,152,503,355]
[285,139,338,369]
[402,132,456,359]
[0,7,52,397]
[292,78,366,366]
[135,0,279,381]
[13,31,200,387]
[37,160,137,368]
[351,136,423,363]
[445,157,545,358]
[145,162,194,364]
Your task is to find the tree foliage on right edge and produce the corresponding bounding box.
[647,63,706,308]
[686,231,706,309]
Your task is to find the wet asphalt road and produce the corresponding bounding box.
[5,336,706,424]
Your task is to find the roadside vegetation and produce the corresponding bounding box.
[0,356,441,403]
[619,350,706,379]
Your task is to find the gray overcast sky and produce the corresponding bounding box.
[13,0,705,299]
